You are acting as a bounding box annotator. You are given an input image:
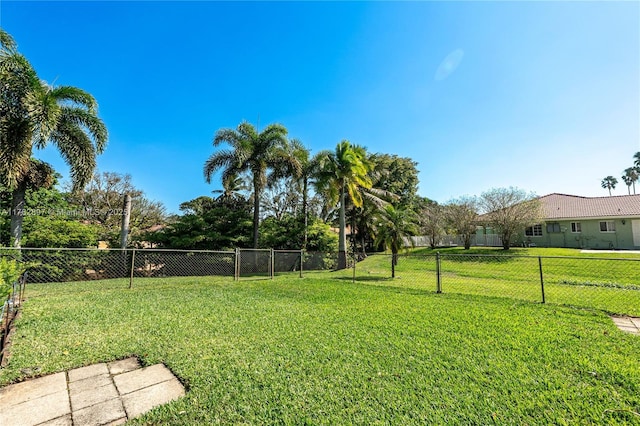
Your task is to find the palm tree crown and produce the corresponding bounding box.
[1,29,108,246]
[373,204,418,278]
[622,168,638,195]
[203,121,300,248]
[601,176,617,196]
[315,140,373,269]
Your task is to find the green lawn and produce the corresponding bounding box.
[307,247,640,316]
[2,276,639,424]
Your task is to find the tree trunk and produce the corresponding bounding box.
[502,232,510,250]
[464,234,471,250]
[302,178,308,250]
[253,176,261,249]
[120,194,132,249]
[10,182,27,248]
[337,189,347,270]
[391,252,397,278]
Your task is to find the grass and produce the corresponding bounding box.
[306,247,640,316]
[1,275,639,424]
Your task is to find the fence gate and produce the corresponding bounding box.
[236,249,273,280]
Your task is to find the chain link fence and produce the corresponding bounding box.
[1,248,638,316]
[0,248,237,285]
[1,271,26,366]
[324,253,640,316]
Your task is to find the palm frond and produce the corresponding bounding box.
[213,128,241,147]
[57,106,108,152]
[49,86,97,112]
[50,122,97,190]
[0,28,17,52]
[203,149,239,183]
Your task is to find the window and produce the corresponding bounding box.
[525,224,542,237]
[599,221,615,232]
[546,223,561,233]
[570,222,581,233]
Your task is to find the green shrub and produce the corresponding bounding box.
[0,257,23,299]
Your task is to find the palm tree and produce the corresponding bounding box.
[212,172,250,206]
[315,141,373,269]
[288,139,324,249]
[373,205,418,278]
[204,121,300,248]
[1,30,108,247]
[634,151,640,169]
[601,176,617,196]
[622,168,638,195]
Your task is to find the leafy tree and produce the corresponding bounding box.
[261,179,301,221]
[315,141,373,269]
[368,153,419,207]
[66,171,166,246]
[446,197,479,250]
[204,121,300,248]
[150,196,252,250]
[634,151,640,169]
[0,30,108,247]
[479,187,542,250]
[259,214,337,252]
[601,176,618,196]
[179,196,218,216]
[416,198,445,249]
[0,166,101,248]
[373,205,418,278]
[622,168,638,195]
[22,216,99,248]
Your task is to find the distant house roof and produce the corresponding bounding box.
[539,193,640,220]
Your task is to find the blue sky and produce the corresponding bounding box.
[2,1,639,213]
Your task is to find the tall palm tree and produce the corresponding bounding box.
[633,151,640,169]
[204,121,300,248]
[1,29,108,247]
[601,176,617,196]
[373,205,418,278]
[315,141,372,269]
[622,168,638,195]
[288,139,323,249]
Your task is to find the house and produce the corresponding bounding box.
[517,193,640,250]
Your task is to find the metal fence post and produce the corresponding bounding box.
[538,256,545,303]
[129,249,136,289]
[300,250,304,279]
[235,248,239,281]
[436,252,442,293]
[270,249,274,279]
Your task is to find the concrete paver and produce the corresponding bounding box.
[72,397,126,426]
[0,358,185,426]
[68,364,109,383]
[38,415,73,426]
[108,358,140,375]
[122,378,186,418]
[68,374,112,394]
[70,383,119,411]
[611,316,640,335]
[0,372,67,407]
[113,364,176,395]
[0,389,70,426]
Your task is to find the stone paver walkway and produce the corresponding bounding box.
[0,358,185,426]
[612,316,640,335]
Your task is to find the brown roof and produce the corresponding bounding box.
[539,193,640,220]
